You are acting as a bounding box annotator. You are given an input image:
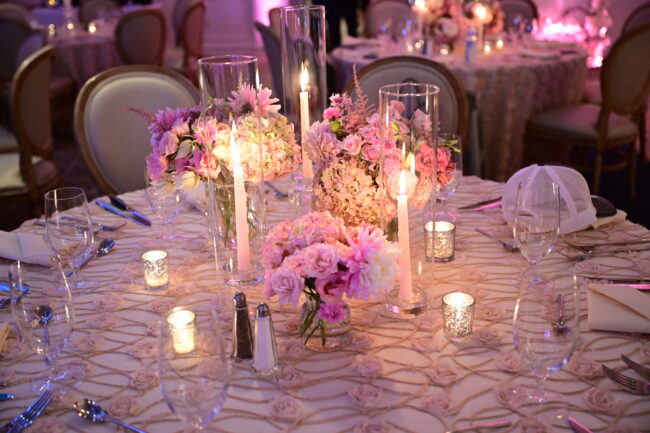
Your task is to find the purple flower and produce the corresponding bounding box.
[265,267,304,306]
[324,107,341,120]
[316,301,347,323]
[145,151,167,181]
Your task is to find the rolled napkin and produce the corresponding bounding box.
[0,230,53,266]
[591,209,627,229]
[183,183,207,214]
[587,284,650,334]
[0,323,9,353]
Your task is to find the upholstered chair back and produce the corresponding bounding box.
[115,10,166,66]
[79,0,120,25]
[499,0,538,24]
[622,3,650,35]
[180,0,204,66]
[0,3,31,25]
[254,22,283,100]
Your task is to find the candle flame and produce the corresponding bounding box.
[230,121,240,168]
[300,64,309,92]
[473,3,487,22]
[413,0,426,12]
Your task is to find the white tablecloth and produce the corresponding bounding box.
[51,32,121,87]
[330,44,588,182]
[0,176,648,432]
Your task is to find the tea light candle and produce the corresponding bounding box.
[142,250,169,288]
[167,309,196,354]
[496,38,505,49]
[424,221,456,262]
[442,292,475,341]
[483,41,492,54]
[88,22,97,34]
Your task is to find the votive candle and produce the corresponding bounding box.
[434,221,456,262]
[142,250,169,288]
[167,309,196,354]
[496,38,504,49]
[442,292,475,341]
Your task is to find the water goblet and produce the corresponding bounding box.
[436,133,462,223]
[44,187,97,293]
[513,177,560,289]
[145,167,182,240]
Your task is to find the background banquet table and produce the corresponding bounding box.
[0,176,648,432]
[330,44,588,182]
[51,32,121,87]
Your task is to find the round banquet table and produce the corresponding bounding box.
[329,43,588,182]
[0,176,648,432]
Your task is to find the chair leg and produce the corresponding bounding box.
[628,142,637,203]
[592,152,603,195]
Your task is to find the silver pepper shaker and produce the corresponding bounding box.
[231,292,253,362]
[253,303,280,375]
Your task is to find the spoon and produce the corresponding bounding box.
[475,228,519,252]
[35,305,53,365]
[65,238,115,278]
[74,399,148,433]
[552,294,569,336]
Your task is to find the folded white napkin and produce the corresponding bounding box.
[587,284,650,334]
[591,209,627,229]
[0,230,52,266]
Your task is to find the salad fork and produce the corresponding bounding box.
[602,365,650,395]
[621,355,650,381]
[2,389,53,432]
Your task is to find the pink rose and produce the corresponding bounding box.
[130,370,158,390]
[182,384,212,406]
[269,395,301,420]
[584,386,617,413]
[414,314,441,331]
[348,384,383,408]
[159,131,179,155]
[145,151,167,181]
[190,149,220,179]
[62,360,92,381]
[107,395,143,417]
[93,294,122,310]
[475,304,504,321]
[354,418,392,433]
[353,354,383,378]
[315,273,347,304]
[415,143,435,175]
[276,365,304,388]
[48,385,75,410]
[412,109,432,134]
[421,393,455,416]
[265,266,304,306]
[323,107,341,120]
[302,243,340,278]
[411,335,444,353]
[341,134,363,155]
[389,100,405,114]
[425,361,458,387]
[361,143,380,162]
[382,148,403,177]
[149,299,175,314]
[196,360,225,379]
[316,301,347,323]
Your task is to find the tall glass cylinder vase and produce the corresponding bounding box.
[379,83,439,318]
[280,5,327,212]
[198,55,266,287]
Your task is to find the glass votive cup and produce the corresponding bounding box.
[483,41,493,55]
[442,292,475,342]
[425,221,456,262]
[142,250,169,289]
[166,308,196,354]
[495,38,505,49]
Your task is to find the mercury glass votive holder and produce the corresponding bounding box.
[442,292,475,342]
[166,308,196,354]
[425,221,456,262]
[142,250,169,289]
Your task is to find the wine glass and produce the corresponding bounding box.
[44,187,97,293]
[145,167,182,240]
[10,261,74,393]
[513,177,560,288]
[159,304,229,430]
[436,133,463,223]
[512,271,580,423]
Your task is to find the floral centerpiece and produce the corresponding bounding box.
[304,82,457,234]
[262,212,400,351]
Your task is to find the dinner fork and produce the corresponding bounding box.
[602,365,650,395]
[621,354,650,381]
[566,238,650,252]
[2,389,53,432]
[557,247,650,262]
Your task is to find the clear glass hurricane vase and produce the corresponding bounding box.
[436,133,462,223]
[144,167,182,240]
[44,187,96,293]
[299,296,351,353]
[10,261,74,392]
[513,177,560,287]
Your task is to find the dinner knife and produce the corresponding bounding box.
[568,417,594,433]
[458,198,501,210]
[96,200,150,227]
[108,195,151,226]
[0,394,14,401]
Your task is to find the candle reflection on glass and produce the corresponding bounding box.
[142,250,169,288]
[167,309,196,354]
[442,292,475,342]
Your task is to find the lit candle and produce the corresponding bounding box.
[441,292,475,341]
[299,64,314,179]
[473,3,488,48]
[397,169,413,300]
[167,309,196,354]
[483,41,492,55]
[142,250,169,288]
[496,38,504,49]
[230,122,252,273]
[88,22,97,34]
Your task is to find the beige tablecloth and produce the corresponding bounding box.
[0,176,648,432]
[330,44,588,182]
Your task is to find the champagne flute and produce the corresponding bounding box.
[512,271,580,422]
[10,261,75,393]
[436,133,462,223]
[44,187,97,293]
[144,167,182,240]
[159,303,229,430]
[513,177,560,288]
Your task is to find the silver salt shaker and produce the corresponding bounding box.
[253,303,279,375]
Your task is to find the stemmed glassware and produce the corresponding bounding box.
[512,271,580,422]
[10,261,74,393]
[436,133,463,223]
[44,187,97,293]
[159,303,229,430]
[144,167,182,240]
[513,177,560,288]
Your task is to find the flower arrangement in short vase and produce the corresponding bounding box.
[305,84,457,233]
[144,85,299,189]
[262,212,400,351]
[415,0,461,44]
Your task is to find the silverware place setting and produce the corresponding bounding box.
[33,219,125,234]
[64,238,115,278]
[74,398,149,433]
[602,362,650,396]
[565,238,650,253]
[1,389,53,432]
[474,228,519,252]
[557,247,650,262]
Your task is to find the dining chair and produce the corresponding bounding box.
[363,0,414,39]
[268,7,281,38]
[344,56,469,146]
[0,2,31,25]
[177,0,204,81]
[115,9,166,66]
[78,0,120,25]
[254,21,283,102]
[172,0,192,46]
[498,0,539,25]
[0,46,60,216]
[622,2,650,35]
[524,23,650,202]
[74,65,199,194]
